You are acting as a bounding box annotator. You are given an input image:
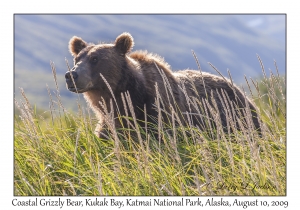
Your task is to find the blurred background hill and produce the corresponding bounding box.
[14,14,285,111]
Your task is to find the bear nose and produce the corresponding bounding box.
[65,71,78,80]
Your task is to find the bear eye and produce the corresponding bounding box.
[91,56,98,63]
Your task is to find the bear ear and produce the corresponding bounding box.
[115,32,134,55]
[69,36,87,57]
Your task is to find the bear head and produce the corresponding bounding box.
[65,32,134,93]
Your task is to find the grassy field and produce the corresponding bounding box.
[14,59,286,196]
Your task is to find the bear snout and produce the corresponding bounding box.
[65,71,79,92]
[65,71,78,81]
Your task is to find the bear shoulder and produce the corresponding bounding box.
[129,50,171,71]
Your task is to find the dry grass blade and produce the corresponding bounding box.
[100,73,121,116]
[208,62,228,83]
[192,50,208,98]
[121,92,132,133]
[155,83,162,152]
[124,91,143,147]
[19,87,32,112]
[50,61,66,115]
[18,88,35,130]
[154,62,174,105]
[46,84,55,126]
[274,59,280,79]
[178,81,192,113]
[244,75,254,98]
[97,159,103,196]
[73,128,80,170]
[227,68,234,87]
[65,58,79,95]
[50,61,59,92]
[256,54,267,81]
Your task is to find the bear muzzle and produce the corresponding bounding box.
[65,70,94,93]
[65,70,78,80]
[65,71,80,92]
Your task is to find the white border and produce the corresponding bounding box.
[4,0,298,209]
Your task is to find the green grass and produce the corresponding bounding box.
[14,59,286,196]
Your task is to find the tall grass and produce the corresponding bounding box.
[14,58,286,196]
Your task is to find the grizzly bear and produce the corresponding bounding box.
[65,32,260,138]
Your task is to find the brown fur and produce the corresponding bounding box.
[69,36,87,57]
[65,32,260,138]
